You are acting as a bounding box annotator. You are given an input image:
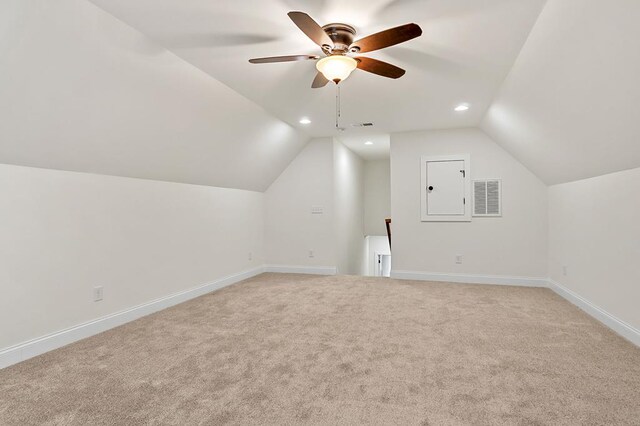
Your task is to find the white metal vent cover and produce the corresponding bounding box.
[473,179,502,216]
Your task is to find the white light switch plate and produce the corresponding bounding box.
[93,286,103,302]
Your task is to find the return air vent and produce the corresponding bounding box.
[473,179,501,217]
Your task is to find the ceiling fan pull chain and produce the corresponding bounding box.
[338,85,341,121]
[335,84,339,129]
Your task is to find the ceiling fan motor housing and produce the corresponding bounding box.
[322,23,357,54]
[248,12,421,88]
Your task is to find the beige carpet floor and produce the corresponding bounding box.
[1,273,639,425]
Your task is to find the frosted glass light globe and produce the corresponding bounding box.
[316,56,358,83]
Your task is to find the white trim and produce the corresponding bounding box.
[391,270,548,287]
[390,271,638,346]
[4,268,634,371]
[0,267,265,370]
[263,265,337,275]
[420,154,471,222]
[548,280,640,347]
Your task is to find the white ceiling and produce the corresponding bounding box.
[482,0,640,184]
[0,0,308,192]
[89,0,547,138]
[9,0,636,189]
[338,133,390,161]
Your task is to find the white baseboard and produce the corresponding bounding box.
[391,271,638,346]
[264,265,337,275]
[391,270,548,287]
[4,268,634,370]
[0,266,265,370]
[548,280,640,347]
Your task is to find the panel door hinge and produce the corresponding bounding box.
[460,169,466,178]
[463,197,466,205]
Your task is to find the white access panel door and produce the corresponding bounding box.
[421,155,471,222]
[427,160,465,215]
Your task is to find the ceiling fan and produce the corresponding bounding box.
[249,12,422,87]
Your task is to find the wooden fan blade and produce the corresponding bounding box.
[249,55,319,64]
[351,23,422,53]
[288,11,334,48]
[356,57,406,79]
[311,72,330,88]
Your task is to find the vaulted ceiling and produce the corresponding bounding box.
[482,0,640,184]
[3,0,638,189]
[0,0,309,191]
[88,0,547,137]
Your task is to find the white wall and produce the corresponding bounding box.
[390,128,548,279]
[264,138,335,269]
[0,0,308,191]
[482,0,640,184]
[0,164,263,350]
[364,160,391,236]
[548,167,640,331]
[264,138,365,275]
[334,141,365,275]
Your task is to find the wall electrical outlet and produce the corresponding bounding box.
[308,249,314,258]
[455,255,463,264]
[93,286,103,302]
[563,266,568,276]
[248,252,252,261]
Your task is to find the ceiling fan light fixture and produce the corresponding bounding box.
[316,55,358,84]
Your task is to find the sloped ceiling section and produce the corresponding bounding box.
[87,0,547,137]
[482,0,640,185]
[0,0,309,192]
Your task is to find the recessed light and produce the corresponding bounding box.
[299,117,311,124]
[454,104,470,112]
[364,141,373,146]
